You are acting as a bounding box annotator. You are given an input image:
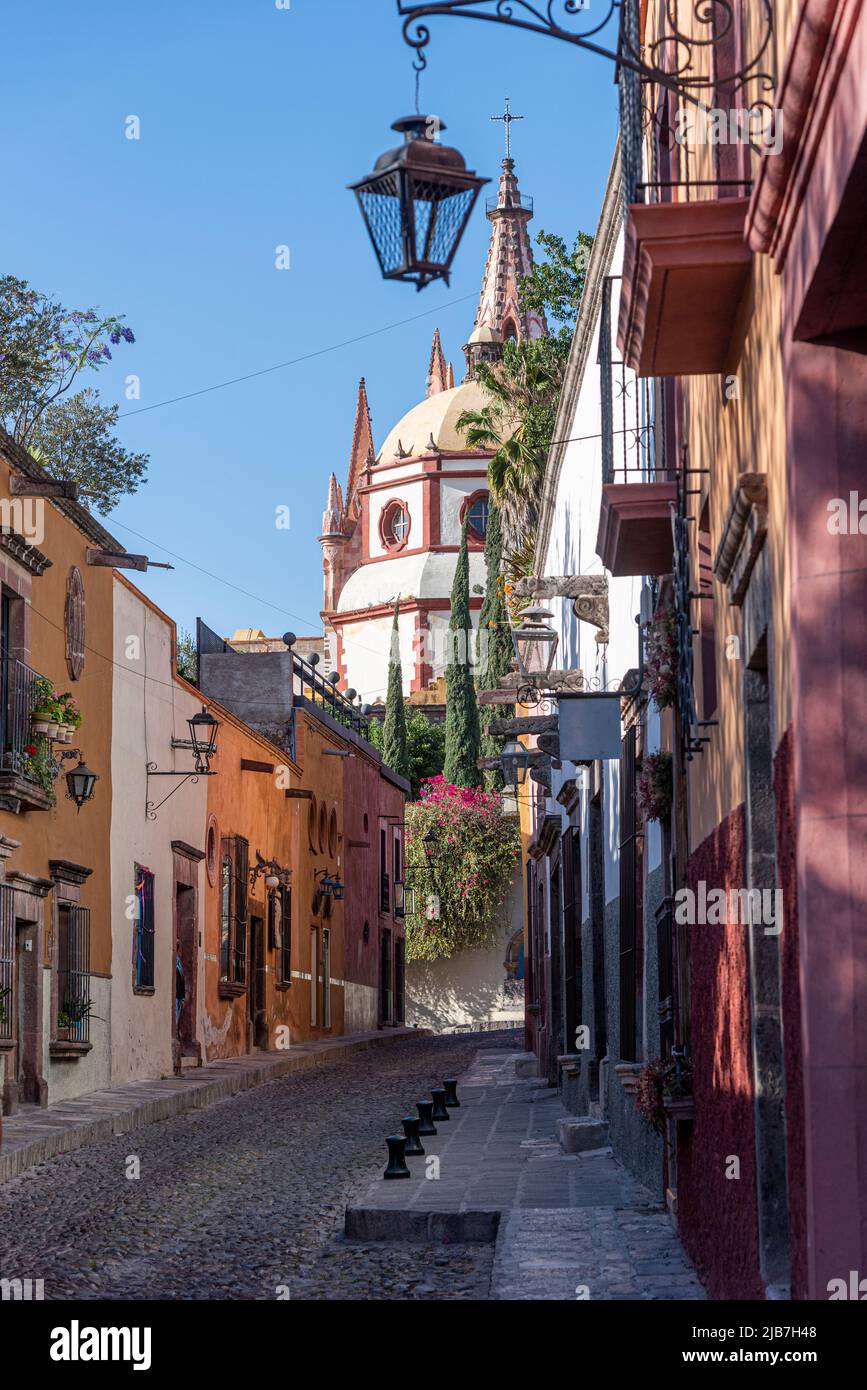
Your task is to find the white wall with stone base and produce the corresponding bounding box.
[405,884,524,1033]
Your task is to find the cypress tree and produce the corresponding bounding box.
[382,596,411,783]
[443,515,482,787]
[477,502,514,790]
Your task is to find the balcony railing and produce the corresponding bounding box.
[486,192,533,216]
[0,883,14,1042]
[291,651,370,739]
[1,656,50,779]
[599,276,661,487]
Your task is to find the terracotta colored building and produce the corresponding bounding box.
[0,429,118,1110]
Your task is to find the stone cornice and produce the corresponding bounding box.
[0,527,52,577]
[49,860,93,886]
[171,840,206,863]
[713,473,768,606]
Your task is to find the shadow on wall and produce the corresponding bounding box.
[407,941,524,1033]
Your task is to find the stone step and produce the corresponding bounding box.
[514,1053,540,1079]
[557,1115,610,1154]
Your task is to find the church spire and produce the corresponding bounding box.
[345,377,374,522]
[320,472,346,538]
[463,103,548,378]
[426,327,452,398]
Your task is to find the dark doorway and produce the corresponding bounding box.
[394,937,405,1024]
[744,636,791,1297]
[247,915,267,1049]
[175,884,198,1058]
[380,928,392,1025]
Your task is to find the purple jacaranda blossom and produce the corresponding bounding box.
[101,346,112,360]
[121,327,135,343]
[86,348,103,364]
[110,331,121,345]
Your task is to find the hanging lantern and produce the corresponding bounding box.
[331,875,345,902]
[65,756,98,811]
[349,115,489,290]
[511,605,559,680]
[500,737,531,792]
[188,706,220,774]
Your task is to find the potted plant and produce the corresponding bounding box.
[635,1054,694,1134]
[56,692,81,744]
[30,676,56,735]
[57,993,99,1037]
[637,751,673,822]
[21,741,56,804]
[643,602,678,710]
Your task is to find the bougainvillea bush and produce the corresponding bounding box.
[643,602,678,709]
[637,751,673,822]
[404,775,521,962]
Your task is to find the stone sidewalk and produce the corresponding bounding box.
[345,1049,706,1300]
[0,1026,427,1183]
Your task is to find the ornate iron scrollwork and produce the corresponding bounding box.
[673,451,717,761]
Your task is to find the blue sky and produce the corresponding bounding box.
[2,0,619,641]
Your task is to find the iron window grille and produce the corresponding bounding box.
[598,275,658,487]
[56,904,92,1044]
[134,865,155,989]
[0,882,14,1042]
[220,834,249,985]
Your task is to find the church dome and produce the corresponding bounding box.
[378,380,491,462]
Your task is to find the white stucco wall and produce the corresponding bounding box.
[406,871,524,1032]
[110,580,207,1085]
[536,227,653,917]
[368,479,425,559]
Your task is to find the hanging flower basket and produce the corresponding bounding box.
[635,1056,693,1135]
[637,752,673,822]
[643,602,678,710]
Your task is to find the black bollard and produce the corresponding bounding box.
[383,1134,411,1180]
[416,1100,437,1136]
[443,1077,460,1108]
[402,1115,425,1156]
[431,1087,450,1122]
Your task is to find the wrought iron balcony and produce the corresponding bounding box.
[0,657,56,813]
[291,651,371,739]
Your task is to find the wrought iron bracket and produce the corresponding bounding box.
[145,763,211,821]
[397,2,775,113]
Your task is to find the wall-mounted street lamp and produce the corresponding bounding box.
[314,868,345,901]
[499,737,531,794]
[250,851,292,893]
[146,705,221,821]
[422,827,439,863]
[511,605,559,681]
[349,115,488,291]
[64,755,99,812]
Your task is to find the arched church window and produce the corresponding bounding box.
[467,495,489,541]
[380,500,410,552]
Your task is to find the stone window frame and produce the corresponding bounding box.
[378,498,411,553]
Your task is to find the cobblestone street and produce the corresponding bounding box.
[0,1033,510,1301]
[0,1031,703,1302]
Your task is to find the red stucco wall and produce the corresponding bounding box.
[678,804,764,1299]
[774,723,807,1300]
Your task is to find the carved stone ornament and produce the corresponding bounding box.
[511,575,609,643]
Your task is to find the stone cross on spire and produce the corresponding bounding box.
[491,97,524,161]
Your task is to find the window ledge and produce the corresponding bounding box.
[50,1040,93,1060]
[274,981,292,993]
[133,985,156,997]
[0,771,55,815]
[219,981,246,1000]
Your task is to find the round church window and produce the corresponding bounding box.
[380,500,410,551]
[466,493,489,541]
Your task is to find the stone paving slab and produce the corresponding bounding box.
[0,1027,428,1184]
[345,1049,706,1300]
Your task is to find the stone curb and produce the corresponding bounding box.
[344,1207,501,1244]
[0,1027,430,1184]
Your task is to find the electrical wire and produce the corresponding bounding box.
[117,295,477,419]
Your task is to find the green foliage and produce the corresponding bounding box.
[477,502,514,791]
[519,228,594,350]
[443,516,481,789]
[0,275,146,512]
[29,389,148,516]
[404,778,520,962]
[382,598,411,783]
[176,628,198,683]
[367,708,446,801]
[457,337,565,575]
